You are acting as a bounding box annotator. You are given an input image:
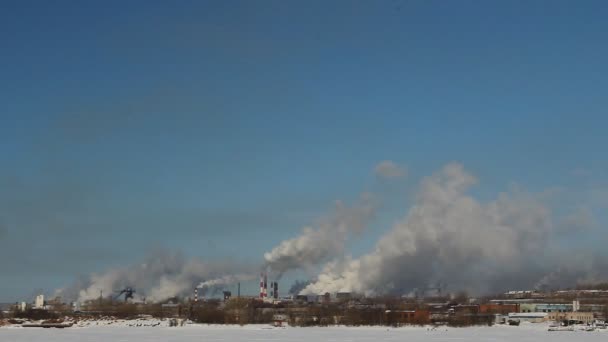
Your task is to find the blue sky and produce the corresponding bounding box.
[1,0,608,301]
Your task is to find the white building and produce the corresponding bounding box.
[34,294,45,309]
[508,312,547,323]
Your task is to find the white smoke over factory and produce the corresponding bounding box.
[197,274,255,290]
[55,161,606,302]
[263,193,376,277]
[195,273,256,299]
[300,163,605,296]
[55,250,252,303]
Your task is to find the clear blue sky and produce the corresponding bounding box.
[1,0,607,301]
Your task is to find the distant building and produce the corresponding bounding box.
[556,289,608,297]
[508,312,547,323]
[272,314,288,327]
[479,303,519,315]
[547,311,594,324]
[385,309,430,325]
[451,304,479,315]
[520,303,572,313]
[34,294,45,309]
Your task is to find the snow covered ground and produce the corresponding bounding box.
[1,323,607,342]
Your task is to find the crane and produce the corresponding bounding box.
[114,287,135,302]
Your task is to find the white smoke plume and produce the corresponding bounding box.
[374,160,407,179]
[55,250,252,303]
[196,274,256,296]
[263,193,376,277]
[302,163,605,296]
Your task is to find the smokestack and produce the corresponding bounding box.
[194,287,198,303]
[274,281,278,299]
[260,273,264,299]
[264,272,268,298]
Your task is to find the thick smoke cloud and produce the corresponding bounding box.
[56,250,250,303]
[55,162,606,302]
[302,163,606,296]
[263,193,376,277]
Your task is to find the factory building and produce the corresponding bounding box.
[478,303,519,315]
[385,309,430,325]
[519,303,573,313]
[547,311,594,324]
[508,312,547,323]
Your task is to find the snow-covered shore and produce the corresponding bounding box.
[1,321,608,342]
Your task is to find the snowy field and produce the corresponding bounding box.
[2,323,607,342]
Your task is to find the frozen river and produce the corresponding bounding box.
[2,324,607,342]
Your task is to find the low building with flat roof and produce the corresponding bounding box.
[508,312,547,323]
[547,311,594,324]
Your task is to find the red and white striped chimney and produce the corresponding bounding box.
[263,272,268,298]
[259,273,264,299]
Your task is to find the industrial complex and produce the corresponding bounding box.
[3,279,608,329]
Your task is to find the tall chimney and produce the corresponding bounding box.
[260,273,264,299]
[274,281,278,299]
[263,272,268,298]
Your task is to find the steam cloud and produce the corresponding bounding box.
[55,162,605,302]
[196,274,256,295]
[374,160,407,179]
[56,250,250,303]
[263,193,376,277]
[301,163,605,296]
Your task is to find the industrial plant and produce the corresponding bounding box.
[3,278,608,330]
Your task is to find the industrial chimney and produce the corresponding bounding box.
[260,273,264,299]
[263,272,268,298]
